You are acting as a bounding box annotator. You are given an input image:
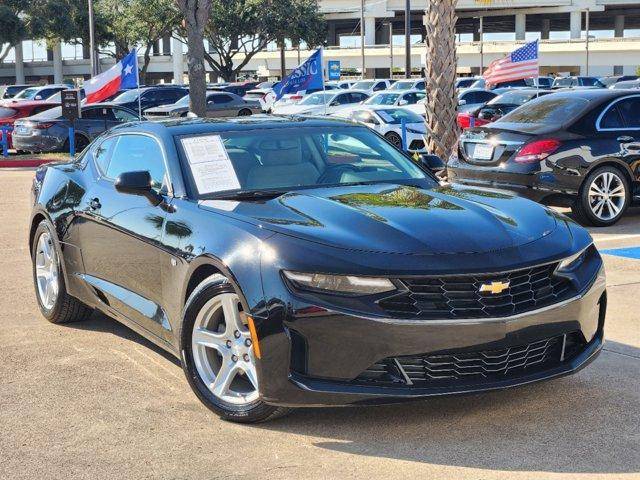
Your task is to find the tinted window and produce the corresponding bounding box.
[498,96,590,125]
[93,137,117,174]
[106,135,166,189]
[349,92,369,103]
[212,94,233,104]
[416,81,425,90]
[112,108,138,122]
[333,93,351,105]
[616,97,640,128]
[600,106,624,129]
[373,82,386,91]
[82,107,110,120]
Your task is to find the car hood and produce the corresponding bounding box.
[273,104,322,115]
[145,105,185,114]
[200,184,559,255]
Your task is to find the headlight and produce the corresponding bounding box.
[283,271,395,295]
[557,245,592,272]
[406,128,424,134]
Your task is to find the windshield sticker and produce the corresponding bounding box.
[377,110,394,123]
[181,135,240,194]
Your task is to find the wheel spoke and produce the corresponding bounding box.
[242,363,259,390]
[604,172,613,191]
[221,294,246,335]
[192,328,227,352]
[608,199,621,216]
[593,199,605,218]
[211,360,239,398]
[589,184,604,197]
[609,184,624,197]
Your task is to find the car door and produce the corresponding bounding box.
[78,133,173,341]
[596,95,640,167]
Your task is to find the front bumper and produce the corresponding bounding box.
[257,267,606,407]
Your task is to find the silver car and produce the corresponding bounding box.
[145,91,261,120]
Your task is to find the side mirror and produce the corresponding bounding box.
[114,170,163,206]
[330,101,339,107]
[458,99,467,106]
[419,153,445,173]
[398,99,409,106]
[35,95,42,100]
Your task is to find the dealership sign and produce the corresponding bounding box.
[328,60,341,80]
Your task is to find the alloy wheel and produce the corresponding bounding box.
[588,171,625,221]
[35,231,59,310]
[191,293,259,405]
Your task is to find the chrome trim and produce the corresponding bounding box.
[595,94,640,132]
[461,138,524,146]
[393,358,413,385]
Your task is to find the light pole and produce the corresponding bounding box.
[389,21,394,79]
[585,9,591,75]
[88,0,98,76]
[404,0,411,78]
[479,16,484,75]
[360,0,365,79]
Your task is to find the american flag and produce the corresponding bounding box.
[483,40,539,86]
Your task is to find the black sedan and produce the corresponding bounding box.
[449,90,640,226]
[30,116,605,423]
[13,103,140,153]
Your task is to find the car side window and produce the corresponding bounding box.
[213,94,233,104]
[93,137,117,174]
[476,91,496,103]
[373,82,386,91]
[82,108,109,120]
[112,108,138,122]
[616,98,640,128]
[600,105,624,129]
[105,135,167,190]
[416,81,425,90]
[349,92,368,103]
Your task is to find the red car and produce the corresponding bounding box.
[0,101,59,149]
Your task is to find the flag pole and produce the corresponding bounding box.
[134,49,142,120]
[321,48,327,116]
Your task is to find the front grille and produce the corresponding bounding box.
[409,139,425,150]
[378,262,574,320]
[354,332,585,388]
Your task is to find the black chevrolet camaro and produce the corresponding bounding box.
[30,116,606,423]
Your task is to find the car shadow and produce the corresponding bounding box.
[254,340,639,475]
[561,206,640,236]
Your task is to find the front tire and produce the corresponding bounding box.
[238,108,252,116]
[385,131,403,150]
[180,281,290,423]
[31,220,92,323]
[572,166,630,227]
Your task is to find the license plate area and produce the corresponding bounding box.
[15,126,30,135]
[473,143,494,160]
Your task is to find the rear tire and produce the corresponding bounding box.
[31,220,92,324]
[238,108,252,116]
[572,165,629,227]
[180,280,290,423]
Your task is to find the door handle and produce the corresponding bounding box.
[617,136,635,143]
[89,198,101,210]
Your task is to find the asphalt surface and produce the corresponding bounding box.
[1,169,639,480]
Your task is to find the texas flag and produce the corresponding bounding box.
[85,50,139,104]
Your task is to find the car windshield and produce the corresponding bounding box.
[29,106,64,120]
[351,81,375,90]
[365,93,400,105]
[13,87,40,100]
[553,78,573,87]
[299,93,334,105]
[112,89,139,102]
[388,81,415,90]
[175,94,190,106]
[497,96,590,125]
[375,108,424,124]
[456,79,476,89]
[488,91,538,106]
[179,125,432,198]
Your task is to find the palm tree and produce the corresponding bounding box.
[424,0,459,161]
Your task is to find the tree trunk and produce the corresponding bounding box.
[176,0,212,117]
[140,45,152,85]
[279,41,286,79]
[424,0,459,161]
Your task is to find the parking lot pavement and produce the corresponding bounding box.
[1,169,639,480]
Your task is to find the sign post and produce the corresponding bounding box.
[328,60,341,81]
[1,126,8,157]
[61,89,82,157]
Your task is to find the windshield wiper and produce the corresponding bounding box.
[208,189,287,201]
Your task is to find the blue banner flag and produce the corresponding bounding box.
[273,48,324,100]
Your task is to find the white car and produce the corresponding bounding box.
[386,79,425,91]
[6,84,69,103]
[349,79,394,95]
[336,106,427,152]
[337,89,426,118]
[243,88,276,112]
[271,85,339,109]
[326,80,355,90]
[271,89,370,116]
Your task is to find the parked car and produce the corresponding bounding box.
[271,90,369,115]
[363,89,426,107]
[599,75,639,88]
[529,76,554,89]
[6,84,69,103]
[145,91,260,119]
[552,76,606,89]
[13,103,140,153]
[387,79,425,91]
[457,88,553,129]
[610,79,640,90]
[109,86,187,113]
[457,88,498,112]
[272,85,339,108]
[469,78,531,90]
[0,84,31,99]
[456,77,481,90]
[448,89,640,226]
[326,80,355,89]
[349,79,394,94]
[336,106,427,152]
[209,81,261,97]
[29,115,605,423]
[243,87,276,113]
[0,101,59,149]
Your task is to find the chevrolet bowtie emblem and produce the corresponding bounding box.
[479,281,510,295]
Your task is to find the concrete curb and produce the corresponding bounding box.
[0,158,58,168]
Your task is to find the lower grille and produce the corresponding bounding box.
[378,262,574,320]
[409,139,425,150]
[354,332,585,388]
